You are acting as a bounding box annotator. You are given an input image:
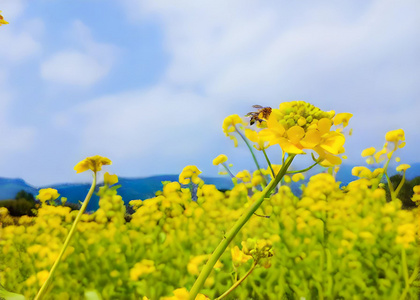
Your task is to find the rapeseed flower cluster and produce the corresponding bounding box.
[244,101,352,166]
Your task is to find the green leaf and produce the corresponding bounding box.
[0,284,25,300]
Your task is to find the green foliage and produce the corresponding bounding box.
[384,175,420,208]
[15,190,35,203]
[0,199,35,217]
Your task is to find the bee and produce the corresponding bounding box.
[245,105,272,125]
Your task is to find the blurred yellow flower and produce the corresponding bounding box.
[352,166,372,178]
[245,128,269,150]
[0,11,8,26]
[412,185,420,204]
[179,165,202,185]
[333,112,353,127]
[361,147,375,157]
[396,164,410,172]
[292,173,305,182]
[129,260,156,281]
[104,172,118,186]
[212,154,228,165]
[385,129,405,144]
[236,170,251,183]
[161,288,209,300]
[222,114,246,147]
[231,245,252,267]
[37,188,60,203]
[74,155,112,173]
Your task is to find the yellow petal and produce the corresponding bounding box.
[396,164,410,172]
[286,126,305,144]
[317,118,332,135]
[74,155,112,173]
[319,132,345,155]
[104,172,118,185]
[300,129,321,148]
[212,154,228,165]
[361,147,376,157]
[333,112,353,127]
[385,129,405,143]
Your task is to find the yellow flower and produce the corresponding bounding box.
[361,147,376,157]
[374,147,387,163]
[396,164,410,172]
[236,170,251,183]
[129,260,156,281]
[412,185,420,204]
[333,112,353,127]
[231,245,252,267]
[104,172,118,186]
[245,129,270,150]
[352,166,372,178]
[37,188,60,203]
[385,129,405,144]
[74,155,112,173]
[161,288,209,300]
[222,114,246,147]
[292,173,305,182]
[0,11,9,26]
[179,165,202,185]
[259,101,347,165]
[212,154,228,165]
[36,270,49,286]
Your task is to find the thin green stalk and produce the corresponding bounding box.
[385,172,396,201]
[375,147,396,195]
[34,172,97,300]
[394,171,407,198]
[286,160,320,174]
[262,148,275,178]
[215,260,258,300]
[222,162,235,178]
[234,125,267,185]
[398,247,413,300]
[188,155,295,299]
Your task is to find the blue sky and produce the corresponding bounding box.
[0,0,419,186]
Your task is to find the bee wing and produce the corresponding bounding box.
[252,105,263,109]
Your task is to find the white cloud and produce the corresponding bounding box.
[118,0,420,165]
[40,20,118,87]
[0,23,42,63]
[120,0,420,107]
[53,86,224,160]
[0,0,26,20]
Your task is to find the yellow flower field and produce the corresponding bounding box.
[0,101,419,300]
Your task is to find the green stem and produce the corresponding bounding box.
[222,162,235,178]
[286,160,320,174]
[385,172,396,201]
[188,155,295,299]
[394,171,406,199]
[234,125,267,185]
[398,247,411,300]
[215,260,259,300]
[262,148,275,178]
[34,172,97,300]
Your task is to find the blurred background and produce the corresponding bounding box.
[0,0,419,186]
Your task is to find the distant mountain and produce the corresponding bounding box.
[0,175,234,212]
[1,163,419,212]
[0,177,38,199]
